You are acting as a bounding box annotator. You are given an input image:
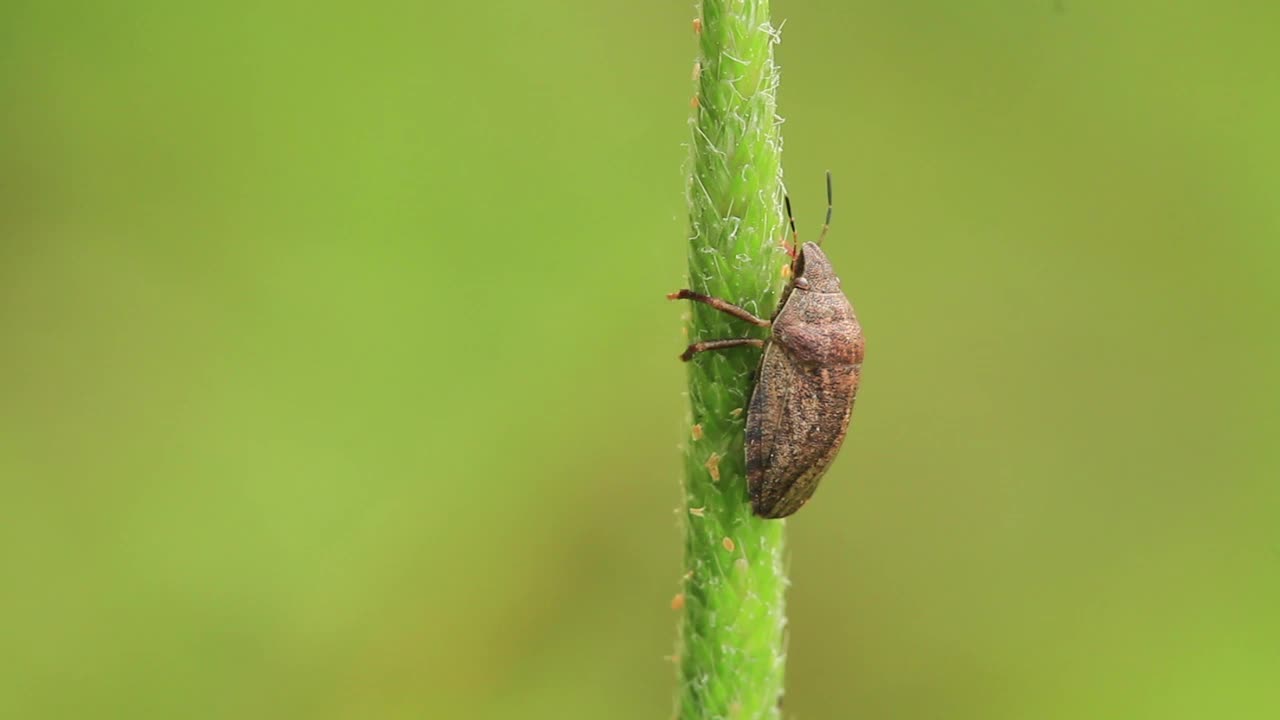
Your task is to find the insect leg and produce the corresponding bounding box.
[680,338,765,362]
[667,289,771,327]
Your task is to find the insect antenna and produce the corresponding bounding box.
[816,171,833,246]
[782,194,800,260]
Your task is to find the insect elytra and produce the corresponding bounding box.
[670,172,864,518]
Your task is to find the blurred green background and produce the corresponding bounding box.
[3,1,1279,718]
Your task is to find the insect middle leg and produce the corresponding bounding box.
[667,289,771,327]
[680,337,765,362]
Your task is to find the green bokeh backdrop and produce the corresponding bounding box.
[3,2,1278,718]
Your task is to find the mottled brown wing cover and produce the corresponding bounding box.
[745,287,864,518]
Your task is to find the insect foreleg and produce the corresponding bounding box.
[667,289,771,327]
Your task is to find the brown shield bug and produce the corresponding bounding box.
[670,173,864,518]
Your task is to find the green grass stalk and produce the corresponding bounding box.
[675,1,787,718]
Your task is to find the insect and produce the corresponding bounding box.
[669,172,864,518]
